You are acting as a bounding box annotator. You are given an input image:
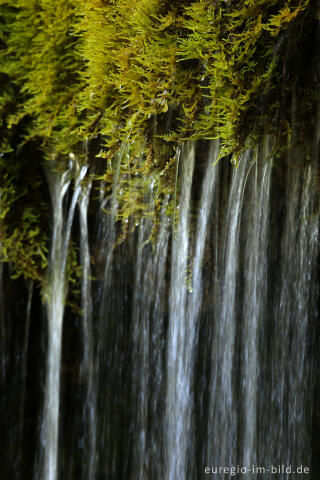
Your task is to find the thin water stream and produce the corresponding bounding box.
[41,162,87,480]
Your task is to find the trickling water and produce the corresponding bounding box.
[96,149,123,368]
[78,178,96,480]
[166,142,195,480]
[180,139,220,477]
[189,140,219,318]
[147,207,171,479]
[131,220,150,479]
[241,140,272,467]
[40,168,70,480]
[131,194,170,479]
[265,162,319,472]
[207,150,250,469]
[41,162,87,480]
[94,146,128,478]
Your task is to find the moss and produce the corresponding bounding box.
[0,144,49,281]
[0,0,318,281]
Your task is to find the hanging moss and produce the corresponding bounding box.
[0,0,318,281]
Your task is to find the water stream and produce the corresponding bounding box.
[78,178,96,480]
[41,162,87,480]
[166,142,195,480]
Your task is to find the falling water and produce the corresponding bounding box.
[131,220,151,479]
[207,150,251,469]
[265,162,319,472]
[131,193,170,479]
[94,146,128,478]
[2,137,319,480]
[78,178,96,480]
[100,147,123,289]
[41,161,87,480]
[146,207,170,479]
[166,142,195,480]
[241,140,272,467]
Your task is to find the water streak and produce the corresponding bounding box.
[131,194,171,479]
[208,151,250,469]
[266,163,319,474]
[78,178,97,480]
[241,141,272,467]
[166,142,195,480]
[41,162,87,480]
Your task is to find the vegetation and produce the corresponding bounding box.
[0,0,318,281]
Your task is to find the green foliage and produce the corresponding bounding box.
[0,0,84,280]
[0,171,48,280]
[76,0,311,157]
[1,0,84,155]
[177,0,310,160]
[0,0,317,281]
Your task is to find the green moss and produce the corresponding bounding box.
[0,0,318,281]
[0,158,49,280]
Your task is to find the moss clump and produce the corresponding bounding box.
[0,0,84,280]
[0,0,318,280]
[77,0,313,154]
[0,145,49,281]
[1,0,84,155]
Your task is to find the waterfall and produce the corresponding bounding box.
[166,142,195,480]
[2,138,319,480]
[166,140,221,479]
[41,162,87,480]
